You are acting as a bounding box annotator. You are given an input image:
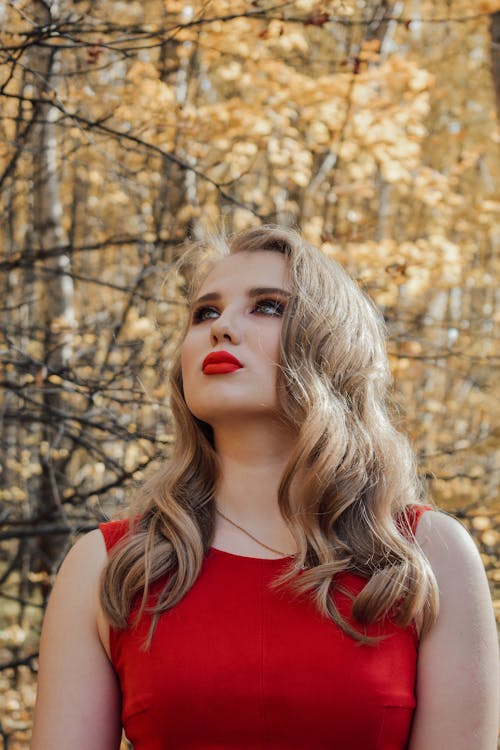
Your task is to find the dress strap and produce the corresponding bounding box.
[397,504,432,539]
[98,518,131,553]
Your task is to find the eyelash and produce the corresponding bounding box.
[191,298,286,324]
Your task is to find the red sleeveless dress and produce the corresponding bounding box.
[99,505,430,750]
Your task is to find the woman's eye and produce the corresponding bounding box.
[192,306,219,323]
[191,299,285,323]
[255,299,285,316]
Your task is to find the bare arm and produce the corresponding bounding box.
[30,530,122,750]
[409,510,499,750]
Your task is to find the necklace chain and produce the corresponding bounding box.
[215,508,292,558]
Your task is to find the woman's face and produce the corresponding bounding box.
[180,251,290,428]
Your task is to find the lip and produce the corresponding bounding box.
[202,350,243,375]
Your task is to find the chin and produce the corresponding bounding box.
[184,385,279,424]
[189,404,279,426]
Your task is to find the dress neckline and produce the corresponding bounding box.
[210,545,295,563]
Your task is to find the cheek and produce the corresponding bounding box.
[180,344,197,413]
[180,339,196,386]
[259,327,282,366]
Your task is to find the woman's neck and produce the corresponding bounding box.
[211,419,299,555]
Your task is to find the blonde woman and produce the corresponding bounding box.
[31,226,498,749]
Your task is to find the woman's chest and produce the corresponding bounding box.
[111,554,417,750]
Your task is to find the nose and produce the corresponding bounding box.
[210,309,241,345]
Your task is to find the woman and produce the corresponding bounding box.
[31,225,498,749]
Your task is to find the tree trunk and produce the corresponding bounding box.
[29,0,76,577]
[490,11,500,121]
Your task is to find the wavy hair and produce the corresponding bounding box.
[100,225,439,646]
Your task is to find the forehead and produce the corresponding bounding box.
[197,251,289,295]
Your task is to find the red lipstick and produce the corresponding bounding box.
[202,350,243,375]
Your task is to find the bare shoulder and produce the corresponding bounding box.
[48,528,111,655]
[63,527,108,569]
[415,507,474,544]
[414,508,494,625]
[32,528,122,749]
[414,508,484,568]
[408,508,499,750]
[49,528,107,604]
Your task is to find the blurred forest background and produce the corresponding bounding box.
[0,0,499,747]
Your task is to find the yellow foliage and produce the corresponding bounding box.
[478,0,500,11]
[1,7,499,735]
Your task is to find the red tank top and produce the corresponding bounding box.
[99,505,430,750]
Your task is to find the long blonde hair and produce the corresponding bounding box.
[100,225,438,645]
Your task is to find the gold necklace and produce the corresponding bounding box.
[216,508,293,558]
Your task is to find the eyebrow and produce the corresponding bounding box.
[192,287,291,307]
